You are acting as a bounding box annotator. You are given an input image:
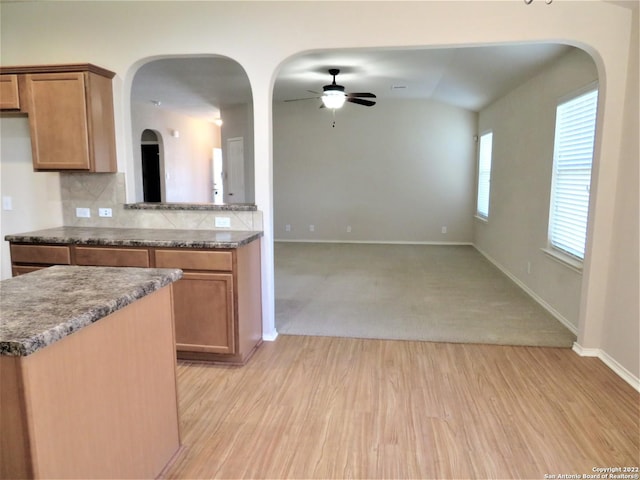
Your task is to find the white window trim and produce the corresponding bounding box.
[476,130,493,219]
[541,247,583,274]
[547,83,598,268]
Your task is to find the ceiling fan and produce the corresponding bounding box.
[286,69,376,109]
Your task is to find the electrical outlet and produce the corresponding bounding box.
[441,226,447,234]
[309,225,315,232]
[347,225,352,233]
[76,207,91,218]
[285,224,291,232]
[215,216,231,228]
[2,196,12,211]
[98,208,112,218]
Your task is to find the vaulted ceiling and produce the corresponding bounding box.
[131,42,575,121]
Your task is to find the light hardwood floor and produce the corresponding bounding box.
[163,335,639,479]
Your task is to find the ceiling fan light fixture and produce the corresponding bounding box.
[322,90,346,109]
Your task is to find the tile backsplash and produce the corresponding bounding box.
[60,173,263,231]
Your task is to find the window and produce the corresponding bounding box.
[476,131,493,218]
[548,87,598,261]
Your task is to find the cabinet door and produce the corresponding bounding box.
[0,75,20,110]
[24,72,91,170]
[172,272,235,355]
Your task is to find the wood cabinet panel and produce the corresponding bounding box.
[25,72,91,170]
[235,239,264,357]
[1,64,117,172]
[155,249,233,272]
[0,75,20,110]
[10,244,71,265]
[172,272,235,354]
[75,246,150,267]
[84,72,117,173]
[0,356,32,478]
[11,265,45,277]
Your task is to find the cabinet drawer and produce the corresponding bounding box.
[0,75,20,110]
[155,249,232,272]
[10,244,71,265]
[75,246,150,267]
[12,265,46,277]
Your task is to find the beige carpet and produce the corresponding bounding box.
[275,242,577,348]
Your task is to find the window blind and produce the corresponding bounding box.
[549,88,598,260]
[476,132,493,218]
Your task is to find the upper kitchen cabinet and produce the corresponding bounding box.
[0,75,20,110]
[0,64,117,172]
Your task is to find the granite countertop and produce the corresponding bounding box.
[0,265,183,357]
[5,226,263,249]
[125,202,257,212]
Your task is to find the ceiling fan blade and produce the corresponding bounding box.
[284,96,320,102]
[347,92,376,98]
[347,97,376,107]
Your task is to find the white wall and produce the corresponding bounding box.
[0,1,636,382]
[0,116,63,280]
[600,6,639,382]
[475,48,598,331]
[131,102,220,203]
[274,98,476,243]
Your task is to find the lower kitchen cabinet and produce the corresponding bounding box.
[8,239,263,365]
[171,272,235,355]
[9,244,71,276]
[154,240,263,364]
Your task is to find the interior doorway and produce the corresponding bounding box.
[225,137,245,203]
[141,129,163,202]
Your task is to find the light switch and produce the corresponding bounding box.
[2,196,12,211]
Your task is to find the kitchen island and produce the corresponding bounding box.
[6,227,264,365]
[0,265,183,479]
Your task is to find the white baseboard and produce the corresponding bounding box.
[474,247,638,392]
[274,239,473,246]
[262,329,279,342]
[473,246,578,335]
[573,343,640,392]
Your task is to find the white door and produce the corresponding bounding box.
[225,137,245,203]
[212,148,223,204]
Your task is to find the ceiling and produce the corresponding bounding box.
[131,43,574,121]
[273,44,572,111]
[131,56,252,122]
